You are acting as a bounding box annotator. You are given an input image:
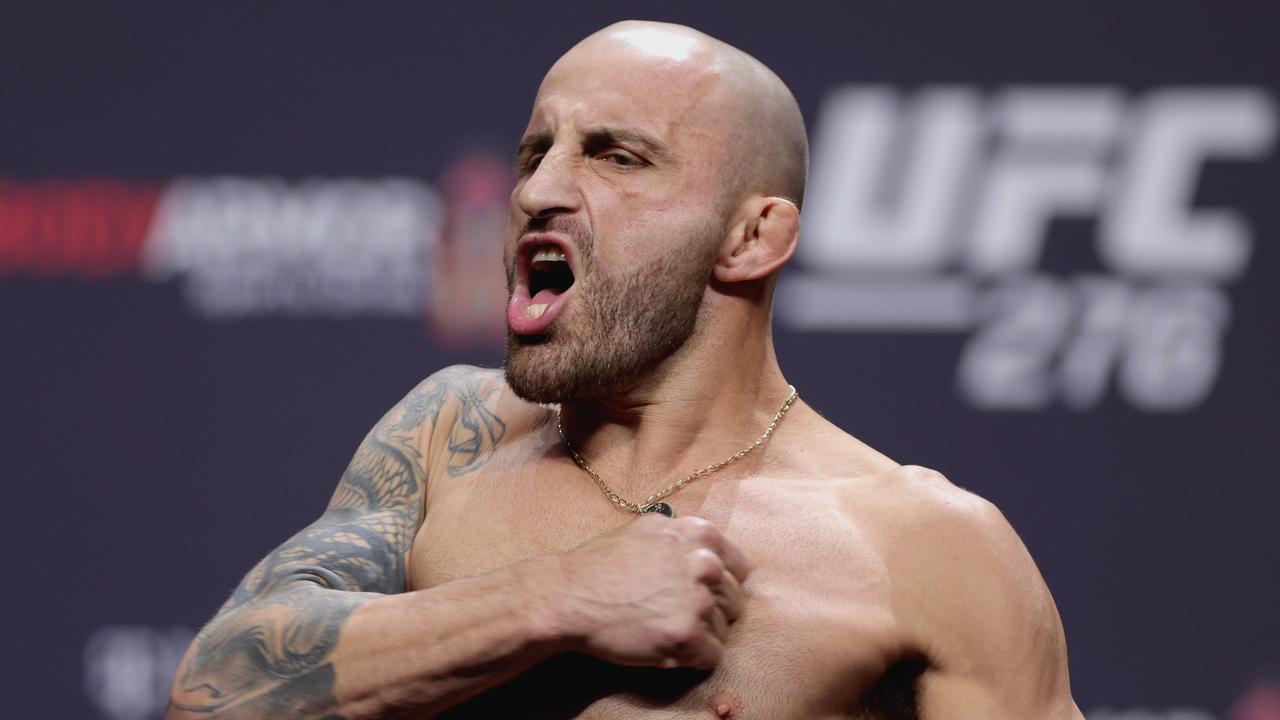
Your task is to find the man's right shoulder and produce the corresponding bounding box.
[412,364,505,395]
[404,364,505,417]
[398,364,544,480]
[391,364,503,441]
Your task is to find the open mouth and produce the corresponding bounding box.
[527,245,576,311]
[507,235,578,335]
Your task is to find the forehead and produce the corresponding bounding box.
[524,38,732,149]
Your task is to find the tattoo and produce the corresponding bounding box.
[169,366,508,719]
[444,374,506,477]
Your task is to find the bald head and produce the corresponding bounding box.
[559,21,809,211]
[506,22,807,400]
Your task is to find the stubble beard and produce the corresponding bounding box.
[504,221,720,404]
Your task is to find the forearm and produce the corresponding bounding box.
[168,558,566,720]
[331,557,566,717]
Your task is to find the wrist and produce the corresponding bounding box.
[511,554,590,655]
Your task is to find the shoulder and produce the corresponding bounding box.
[394,364,515,431]
[364,365,500,442]
[875,465,1046,614]
[400,364,548,478]
[405,364,506,410]
[873,465,1073,700]
[873,465,1013,546]
[786,404,900,478]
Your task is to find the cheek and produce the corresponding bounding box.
[601,213,716,275]
[504,202,525,255]
[507,187,526,229]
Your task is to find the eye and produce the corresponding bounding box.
[521,153,545,174]
[599,150,642,167]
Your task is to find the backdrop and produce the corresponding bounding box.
[2,3,1277,719]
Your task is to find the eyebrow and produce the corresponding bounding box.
[515,131,552,165]
[583,126,670,162]
[514,125,671,165]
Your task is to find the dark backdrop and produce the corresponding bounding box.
[2,3,1276,719]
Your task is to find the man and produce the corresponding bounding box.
[168,20,1083,720]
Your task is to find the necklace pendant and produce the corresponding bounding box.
[641,502,675,518]
[641,502,674,517]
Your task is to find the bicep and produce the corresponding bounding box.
[278,364,499,590]
[211,363,501,615]
[169,371,463,717]
[224,387,440,606]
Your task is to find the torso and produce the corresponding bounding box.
[407,375,934,719]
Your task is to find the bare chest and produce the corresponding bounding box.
[409,455,915,719]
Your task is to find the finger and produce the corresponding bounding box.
[676,629,725,670]
[715,535,753,584]
[689,547,726,585]
[676,517,753,583]
[704,605,730,642]
[711,567,745,622]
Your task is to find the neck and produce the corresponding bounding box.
[557,289,793,495]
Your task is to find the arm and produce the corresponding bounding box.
[893,468,1083,720]
[167,366,560,719]
[168,365,752,719]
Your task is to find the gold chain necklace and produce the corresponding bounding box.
[555,386,799,517]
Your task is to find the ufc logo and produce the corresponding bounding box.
[783,85,1275,412]
[800,86,1275,279]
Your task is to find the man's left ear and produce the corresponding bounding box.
[714,196,800,283]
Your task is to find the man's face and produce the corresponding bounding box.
[503,34,736,403]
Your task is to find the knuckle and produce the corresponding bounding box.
[655,625,682,650]
[686,516,716,537]
[677,518,720,547]
[674,515,710,533]
[689,547,722,578]
[659,618,700,648]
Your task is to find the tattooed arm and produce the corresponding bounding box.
[167,366,558,719]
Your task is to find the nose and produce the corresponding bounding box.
[515,148,580,221]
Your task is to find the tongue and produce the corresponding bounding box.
[532,288,561,304]
[508,286,567,335]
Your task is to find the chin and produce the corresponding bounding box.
[504,335,572,404]
[504,337,641,404]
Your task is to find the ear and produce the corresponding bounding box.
[714,196,800,284]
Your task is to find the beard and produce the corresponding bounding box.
[504,218,721,403]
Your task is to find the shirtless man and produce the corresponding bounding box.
[168,21,1083,720]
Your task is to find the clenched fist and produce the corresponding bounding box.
[541,514,752,670]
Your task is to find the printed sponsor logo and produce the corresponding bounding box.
[143,177,441,318]
[0,176,440,318]
[0,179,161,277]
[0,154,512,348]
[426,154,513,349]
[780,86,1277,411]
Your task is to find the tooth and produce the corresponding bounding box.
[527,304,547,319]
[532,248,567,263]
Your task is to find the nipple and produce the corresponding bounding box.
[708,691,739,718]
